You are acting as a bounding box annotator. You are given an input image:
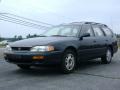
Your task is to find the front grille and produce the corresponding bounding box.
[11,47,31,51]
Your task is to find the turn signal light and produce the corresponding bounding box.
[32,56,44,60]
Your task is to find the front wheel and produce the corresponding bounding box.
[61,50,76,74]
[101,48,112,64]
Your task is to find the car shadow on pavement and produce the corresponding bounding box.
[13,66,62,76]
[76,59,102,70]
[11,59,103,76]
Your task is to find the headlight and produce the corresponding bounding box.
[5,45,12,51]
[30,46,54,52]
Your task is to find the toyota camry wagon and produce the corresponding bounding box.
[4,22,118,73]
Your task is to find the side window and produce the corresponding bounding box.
[101,27,113,36]
[71,27,79,36]
[60,27,72,36]
[92,26,104,37]
[81,25,94,37]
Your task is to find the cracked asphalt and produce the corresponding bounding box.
[0,48,120,90]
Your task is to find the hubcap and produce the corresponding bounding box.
[106,49,112,62]
[65,53,75,71]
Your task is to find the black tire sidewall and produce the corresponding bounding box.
[101,48,112,64]
[61,50,76,74]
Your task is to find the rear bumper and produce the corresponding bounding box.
[4,51,62,65]
[113,44,118,54]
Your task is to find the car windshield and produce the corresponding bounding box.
[43,26,79,37]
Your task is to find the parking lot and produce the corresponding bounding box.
[0,48,120,90]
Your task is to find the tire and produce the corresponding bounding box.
[101,47,113,64]
[60,49,76,74]
[17,65,31,70]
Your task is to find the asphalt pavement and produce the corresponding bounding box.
[0,48,120,90]
[0,48,5,59]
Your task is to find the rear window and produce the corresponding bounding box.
[101,27,113,36]
[92,26,104,37]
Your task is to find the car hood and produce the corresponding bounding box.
[10,37,77,47]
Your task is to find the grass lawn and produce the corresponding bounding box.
[0,45,6,48]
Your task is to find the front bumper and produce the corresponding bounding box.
[4,51,62,65]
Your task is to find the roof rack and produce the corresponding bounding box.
[92,23,108,27]
[70,22,99,24]
[70,22,108,27]
[58,22,108,27]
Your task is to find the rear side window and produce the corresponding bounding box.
[92,26,104,37]
[81,24,94,37]
[101,27,113,36]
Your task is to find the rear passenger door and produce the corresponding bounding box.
[92,25,107,57]
[101,26,118,53]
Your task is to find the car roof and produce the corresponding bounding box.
[59,22,108,27]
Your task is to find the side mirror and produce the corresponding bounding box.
[80,33,90,40]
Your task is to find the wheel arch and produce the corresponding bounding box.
[108,45,114,56]
[64,46,78,59]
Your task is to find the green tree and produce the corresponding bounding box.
[14,35,17,39]
[18,35,23,40]
[0,35,1,41]
[26,34,31,38]
[33,34,37,37]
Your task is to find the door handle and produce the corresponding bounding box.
[93,40,96,43]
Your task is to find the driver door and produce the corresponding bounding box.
[78,24,96,60]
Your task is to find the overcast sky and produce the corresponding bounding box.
[0,0,120,37]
